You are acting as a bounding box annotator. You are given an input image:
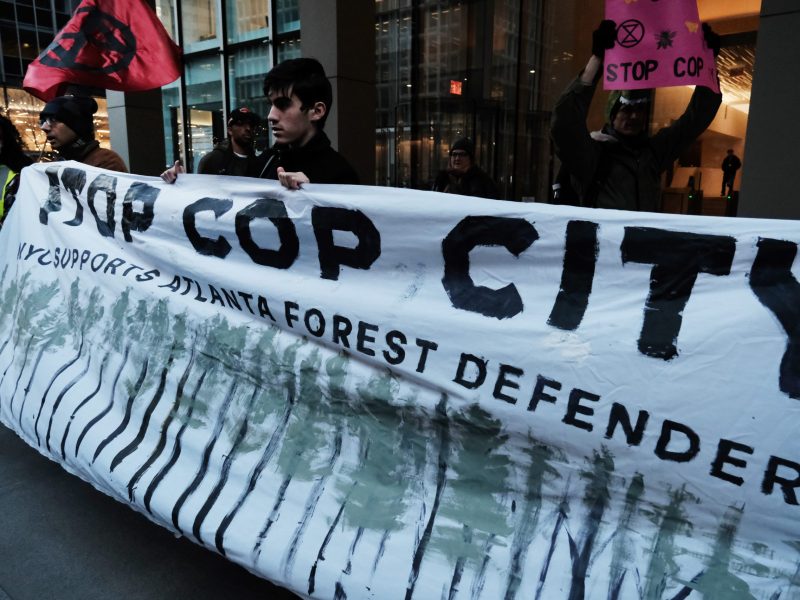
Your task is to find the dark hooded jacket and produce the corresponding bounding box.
[551,73,721,212]
[251,131,358,184]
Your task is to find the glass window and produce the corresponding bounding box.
[379,0,412,9]
[185,55,223,170]
[6,87,46,154]
[275,0,299,34]
[652,32,757,210]
[53,0,80,12]
[187,107,217,168]
[228,44,271,152]
[226,0,269,44]
[93,97,110,149]
[276,37,300,62]
[374,0,761,204]
[1,23,19,57]
[182,0,219,52]
[37,30,52,52]
[16,5,33,22]
[374,0,605,200]
[3,60,22,81]
[186,54,222,107]
[18,27,38,60]
[55,13,71,29]
[155,0,178,41]
[0,3,15,21]
[35,8,51,26]
[161,83,181,167]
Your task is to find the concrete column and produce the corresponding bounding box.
[738,1,800,219]
[106,89,166,176]
[298,0,376,184]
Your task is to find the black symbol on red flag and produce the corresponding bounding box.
[38,7,136,74]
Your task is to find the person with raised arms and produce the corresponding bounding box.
[551,20,722,212]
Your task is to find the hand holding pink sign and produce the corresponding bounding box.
[604,0,719,93]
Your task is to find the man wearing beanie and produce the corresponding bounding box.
[551,20,721,212]
[39,95,127,172]
[433,137,499,199]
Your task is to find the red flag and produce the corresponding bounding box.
[23,0,182,101]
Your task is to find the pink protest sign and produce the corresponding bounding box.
[604,0,719,93]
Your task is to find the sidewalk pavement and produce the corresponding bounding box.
[0,424,299,600]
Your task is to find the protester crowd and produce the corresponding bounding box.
[0,20,727,223]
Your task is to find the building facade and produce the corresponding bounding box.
[152,0,760,206]
[1,0,796,216]
[0,0,115,156]
[154,0,301,171]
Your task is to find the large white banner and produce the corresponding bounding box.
[1,162,799,599]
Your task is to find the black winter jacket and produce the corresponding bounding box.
[551,74,721,212]
[433,165,499,199]
[197,140,255,176]
[251,131,359,184]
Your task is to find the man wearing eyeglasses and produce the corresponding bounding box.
[433,137,499,199]
[39,95,128,172]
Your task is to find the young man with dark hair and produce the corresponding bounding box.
[162,58,357,188]
[197,107,261,176]
[256,57,358,188]
[39,95,128,172]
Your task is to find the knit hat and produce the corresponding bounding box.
[450,137,475,159]
[39,95,98,141]
[607,89,650,123]
[228,107,261,126]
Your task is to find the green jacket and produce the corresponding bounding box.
[0,164,18,220]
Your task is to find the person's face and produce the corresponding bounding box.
[228,119,255,151]
[40,116,78,150]
[449,149,472,174]
[266,87,323,148]
[612,105,647,137]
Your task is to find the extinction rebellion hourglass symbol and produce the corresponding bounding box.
[617,19,645,48]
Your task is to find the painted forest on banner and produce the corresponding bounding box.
[1,163,799,599]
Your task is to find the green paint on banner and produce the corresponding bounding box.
[607,473,645,598]
[431,403,512,589]
[338,368,418,535]
[678,505,756,599]
[503,434,563,600]
[642,485,696,600]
